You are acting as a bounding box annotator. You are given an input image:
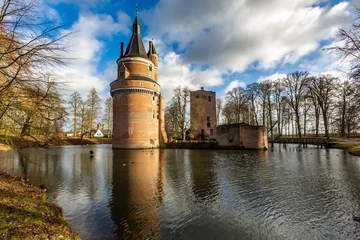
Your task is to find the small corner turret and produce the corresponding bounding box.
[148,41,158,67]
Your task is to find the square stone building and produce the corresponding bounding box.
[190,87,217,140]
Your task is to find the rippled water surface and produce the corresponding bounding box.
[1,144,360,239]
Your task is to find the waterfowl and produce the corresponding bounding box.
[40,184,48,192]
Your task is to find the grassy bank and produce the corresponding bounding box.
[0,171,79,239]
[330,141,360,157]
[0,135,112,151]
[61,137,112,145]
[272,136,360,157]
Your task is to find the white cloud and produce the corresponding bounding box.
[56,12,130,98]
[257,73,287,83]
[299,40,350,80]
[143,0,352,73]
[223,80,246,94]
[158,51,223,102]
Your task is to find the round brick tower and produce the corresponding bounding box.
[110,12,167,149]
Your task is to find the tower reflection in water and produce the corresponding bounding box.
[110,149,166,239]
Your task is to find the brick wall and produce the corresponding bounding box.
[239,125,268,149]
[190,88,217,140]
[112,89,160,149]
[217,124,268,150]
[216,124,240,147]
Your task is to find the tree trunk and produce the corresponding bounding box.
[295,113,302,138]
[73,108,77,135]
[340,97,346,137]
[323,113,330,139]
[20,115,31,137]
[315,113,319,137]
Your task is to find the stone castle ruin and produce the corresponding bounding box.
[110,11,267,150]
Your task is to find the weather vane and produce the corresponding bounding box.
[136,3,138,16]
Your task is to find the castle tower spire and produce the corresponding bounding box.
[110,7,167,149]
[124,4,147,58]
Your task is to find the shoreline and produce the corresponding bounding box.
[0,137,113,152]
[0,171,79,239]
[1,137,359,156]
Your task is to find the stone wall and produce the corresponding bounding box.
[216,123,268,150]
[239,125,268,150]
[216,124,240,147]
[190,88,217,140]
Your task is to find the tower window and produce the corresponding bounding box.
[152,109,156,119]
[140,82,143,87]
[196,95,199,99]
[149,64,153,71]
[207,116,210,121]
[119,70,124,76]
[128,127,133,134]
[207,122,211,128]
[208,96,211,102]
[152,95,156,102]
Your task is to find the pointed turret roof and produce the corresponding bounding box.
[124,13,147,58]
[147,42,158,56]
[152,44,157,55]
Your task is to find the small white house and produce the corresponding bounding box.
[93,129,104,138]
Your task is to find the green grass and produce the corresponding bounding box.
[331,142,360,156]
[0,171,79,239]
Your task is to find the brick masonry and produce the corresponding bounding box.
[217,124,268,149]
[190,88,217,140]
[111,39,165,148]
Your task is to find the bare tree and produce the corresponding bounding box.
[283,71,310,138]
[308,77,321,137]
[273,80,284,135]
[246,83,259,125]
[326,10,360,81]
[79,99,90,140]
[104,97,113,138]
[68,91,81,135]
[225,87,249,124]
[165,86,190,141]
[216,98,222,126]
[0,0,70,147]
[259,80,274,139]
[0,0,69,97]
[86,88,101,135]
[165,100,180,141]
[308,75,336,139]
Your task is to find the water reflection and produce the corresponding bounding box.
[1,145,360,239]
[111,149,166,239]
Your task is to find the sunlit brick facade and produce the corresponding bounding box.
[110,13,167,148]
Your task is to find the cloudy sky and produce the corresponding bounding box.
[45,0,356,101]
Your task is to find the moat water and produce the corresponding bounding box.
[1,144,360,239]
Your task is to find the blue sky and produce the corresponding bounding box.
[44,0,355,101]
